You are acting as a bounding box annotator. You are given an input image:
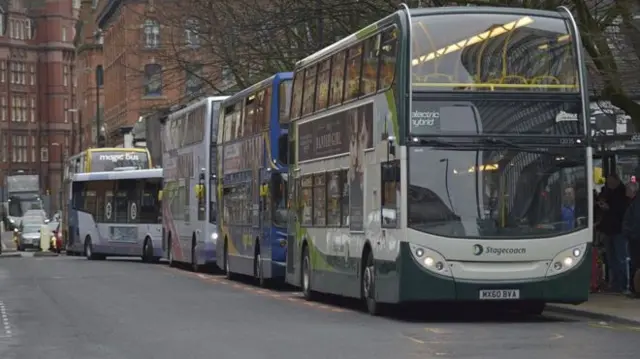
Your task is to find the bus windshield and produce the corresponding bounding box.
[411,13,577,92]
[407,146,588,238]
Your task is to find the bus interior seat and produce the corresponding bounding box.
[500,75,528,84]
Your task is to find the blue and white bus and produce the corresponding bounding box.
[70,168,163,261]
[162,96,228,271]
[216,72,292,286]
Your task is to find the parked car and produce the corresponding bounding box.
[16,223,42,251]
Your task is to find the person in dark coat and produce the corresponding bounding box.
[622,182,640,294]
[599,174,630,293]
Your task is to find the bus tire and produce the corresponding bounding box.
[224,238,234,280]
[254,241,266,288]
[301,244,315,300]
[191,234,199,273]
[142,237,153,263]
[84,236,103,261]
[362,248,381,316]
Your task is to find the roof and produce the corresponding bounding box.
[221,72,293,105]
[73,169,163,182]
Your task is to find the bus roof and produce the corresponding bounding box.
[167,96,229,120]
[72,168,163,182]
[221,72,293,105]
[69,147,149,159]
[295,6,567,68]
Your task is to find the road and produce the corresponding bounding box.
[0,256,638,359]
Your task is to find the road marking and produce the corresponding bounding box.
[549,333,564,340]
[0,301,13,338]
[425,327,451,334]
[400,334,425,344]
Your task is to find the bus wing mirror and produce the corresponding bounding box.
[157,190,163,201]
[260,183,268,197]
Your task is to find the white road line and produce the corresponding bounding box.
[0,301,12,338]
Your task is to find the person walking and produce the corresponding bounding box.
[599,174,630,293]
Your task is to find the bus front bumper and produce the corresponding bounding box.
[387,242,590,305]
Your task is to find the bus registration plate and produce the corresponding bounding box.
[479,289,520,300]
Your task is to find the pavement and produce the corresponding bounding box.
[0,256,639,358]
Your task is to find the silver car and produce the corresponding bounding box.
[17,224,42,251]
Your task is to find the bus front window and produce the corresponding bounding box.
[271,173,288,228]
[407,146,588,238]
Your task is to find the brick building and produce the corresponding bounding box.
[95,0,207,146]
[75,0,104,149]
[0,0,78,210]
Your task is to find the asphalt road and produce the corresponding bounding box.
[0,256,639,359]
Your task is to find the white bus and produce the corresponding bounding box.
[70,169,163,261]
[162,96,228,271]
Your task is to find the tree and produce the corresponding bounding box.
[141,0,640,127]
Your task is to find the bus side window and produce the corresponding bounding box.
[381,160,400,228]
[141,180,161,224]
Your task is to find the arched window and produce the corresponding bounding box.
[143,19,160,48]
[95,65,104,87]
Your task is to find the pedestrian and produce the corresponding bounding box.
[599,174,630,293]
[622,181,640,296]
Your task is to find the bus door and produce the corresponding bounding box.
[259,168,272,261]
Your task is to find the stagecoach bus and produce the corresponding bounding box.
[285,5,591,315]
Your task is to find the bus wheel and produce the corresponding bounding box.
[142,237,153,263]
[191,237,199,273]
[362,250,381,316]
[224,239,234,280]
[168,234,176,267]
[84,237,100,261]
[301,245,315,300]
[254,249,266,288]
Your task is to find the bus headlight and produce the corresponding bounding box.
[409,243,451,277]
[210,232,218,242]
[546,243,587,277]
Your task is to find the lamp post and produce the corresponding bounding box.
[66,108,79,153]
[50,143,63,212]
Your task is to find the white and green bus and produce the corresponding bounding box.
[285,5,591,315]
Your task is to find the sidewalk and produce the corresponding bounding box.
[1,231,16,252]
[547,293,640,325]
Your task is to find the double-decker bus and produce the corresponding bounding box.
[70,169,163,261]
[285,5,591,315]
[64,147,153,255]
[215,73,292,286]
[162,96,228,271]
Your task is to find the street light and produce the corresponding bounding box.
[51,143,63,212]
[66,108,80,153]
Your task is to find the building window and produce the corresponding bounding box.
[0,12,4,37]
[62,26,67,42]
[25,20,31,40]
[41,146,49,162]
[143,64,162,96]
[96,65,104,87]
[30,97,35,122]
[29,64,34,85]
[20,97,26,121]
[1,61,5,82]
[0,97,5,121]
[12,136,27,163]
[185,19,199,47]
[143,20,160,48]
[19,63,25,84]
[1,134,6,163]
[31,135,36,162]
[63,65,69,86]
[185,63,203,95]
[9,19,13,38]
[10,62,15,83]
[64,136,69,160]
[64,99,69,123]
